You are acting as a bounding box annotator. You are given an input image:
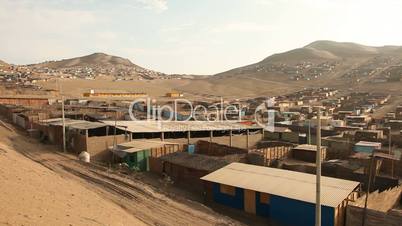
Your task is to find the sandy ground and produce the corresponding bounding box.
[37,76,304,101]
[0,129,145,226]
[0,118,250,226]
[36,74,402,103]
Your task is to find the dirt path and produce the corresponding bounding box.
[0,118,243,226]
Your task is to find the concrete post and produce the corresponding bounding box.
[210,130,213,143]
[229,129,233,147]
[61,96,66,153]
[315,107,322,226]
[161,132,165,141]
[85,129,89,152]
[246,129,249,149]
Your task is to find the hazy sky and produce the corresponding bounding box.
[1,0,402,74]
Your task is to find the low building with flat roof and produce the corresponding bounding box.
[354,141,382,154]
[291,144,327,163]
[201,162,360,226]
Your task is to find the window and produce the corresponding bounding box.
[260,193,270,204]
[220,184,235,196]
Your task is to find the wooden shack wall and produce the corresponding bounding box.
[292,149,326,163]
[195,140,247,156]
[248,146,292,166]
[0,98,49,107]
[346,205,402,226]
[162,161,209,192]
[87,134,128,161]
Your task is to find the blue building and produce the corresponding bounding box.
[201,163,360,226]
[354,141,382,154]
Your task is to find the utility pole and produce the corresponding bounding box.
[315,107,322,226]
[220,97,224,121]
[60,80,66,153]
[113,111,117,150]
[362,150,376,226]
[308,119,311,144]
[389,127,394,177]
[61,95,66,153]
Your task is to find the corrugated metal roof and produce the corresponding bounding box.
[355,141,382,147]
[159,152,239,171]
[42,118,106,130]
[109,140,177,158]
[201,162,359,207]
[118,140,177,150]
[113,140,178,154]
[101,120,260,133]
[293,144,327,152]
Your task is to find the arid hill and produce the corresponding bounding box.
[213,40,402,84]
[32,52,140,69]
[172,41,402,98]
[217,41,402,74]
[28,52,166,79]
[0,59,9,66]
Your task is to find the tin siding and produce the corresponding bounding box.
[212,183,244,210]
[270,195,334,226]
[255,192,270,217]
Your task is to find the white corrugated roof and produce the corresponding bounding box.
[42,118,106,130]
[201,162,359,207]
[355,141,382,147]
[117,139,178,152]
[110,139,179,155]
[293,144,327,152]
[101,120,260,133]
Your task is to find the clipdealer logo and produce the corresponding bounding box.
[128,97,275,130]
[254,97,276,132]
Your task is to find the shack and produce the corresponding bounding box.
[150,141,247,190]
[111,139,181,171]
[155,152,245,191]
[201,163,360,226]
[291,144,327,163]
[354,141,382,154]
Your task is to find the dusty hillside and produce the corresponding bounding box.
[0,59,9,66]
[34,52,138,69]
[217,41,401,76]
[28,52,167,79]
[0,126,145,226]
[303,40,379,58]
[263,47,340,63]
[200,40,402,97]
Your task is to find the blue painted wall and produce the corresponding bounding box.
[211,184,335,226]
[255,192,270,217]
[213,183,244,210]
[270,195,334,226]
[187,144,195,154]
[162,110,190,121]
[354,145,375,153]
